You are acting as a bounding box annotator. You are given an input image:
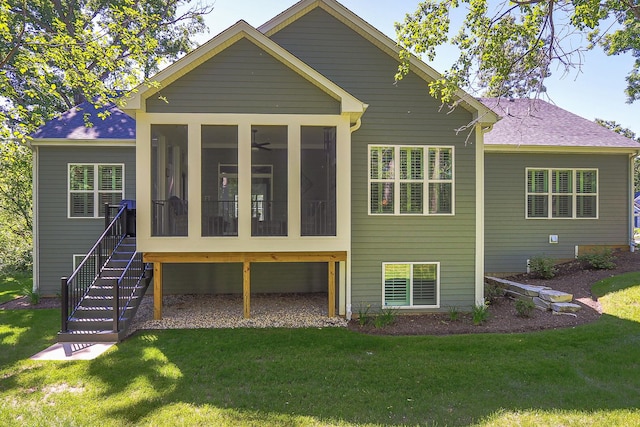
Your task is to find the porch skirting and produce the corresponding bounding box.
[142,251,347,320]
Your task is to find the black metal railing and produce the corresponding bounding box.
[152,198,188,236]
[202,200,238,236]
[112,250,145,333]
[302,200,336,236]
[252,200,287,236]
[60,203,129,333]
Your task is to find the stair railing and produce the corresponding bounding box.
[60,203,127,333]
[112,251,145,333]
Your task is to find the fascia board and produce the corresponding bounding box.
[484,144,640,155]
[122,18,366,120]
[259,0,498,124]
[29,138,135,147]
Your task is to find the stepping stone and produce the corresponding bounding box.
[550,302,582,313]
[539,289,573,303]
[507,282,551,297]
[532,297,551,310]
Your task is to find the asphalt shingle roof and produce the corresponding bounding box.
[481,97,640,149]
[31,100,135,140]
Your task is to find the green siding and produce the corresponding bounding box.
[485,153,631,273]
[146,38,340,115]
[36,146,136,295]
[272,9,478,310]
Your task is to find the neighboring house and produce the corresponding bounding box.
[30,0,639,324]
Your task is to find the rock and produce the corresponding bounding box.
[532,297,551,310]
[507,282,551,297]
[550,302,582,313]
[539,289,573,303]
[486,277,551,296]
[552,311,578,317]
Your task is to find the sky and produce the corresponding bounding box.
[189,0,640,135]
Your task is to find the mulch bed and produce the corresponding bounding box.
[348,250,640,336]
[3,250,639,336]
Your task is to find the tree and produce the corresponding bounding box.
[595,119,640,193]
[0,0,213,138]
[0,0,212,271]
[395,0,640,105]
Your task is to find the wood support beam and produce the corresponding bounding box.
[328,261,336,318]
[153,262,163,320]
[143,251,347,263]
[243,261,251,319]
[142,251,349,319]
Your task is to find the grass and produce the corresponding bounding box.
[1,273,640,426]
[0,271,32,304]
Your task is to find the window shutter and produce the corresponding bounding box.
[528,170,547,193]
[527,195,548,217]
[98,165,123,191]
[412,264,437,305]
[70,193,94,217]
[384,264,410,306]
[401,183,423,214]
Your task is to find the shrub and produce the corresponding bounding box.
[357,303,372,326]
[485,283,505,304]
[472,301,489,325]
[529,255,557,279]
[447,306,459,321]
[515,299,535,318]
[578,248,616,270]
[373,307,397,328]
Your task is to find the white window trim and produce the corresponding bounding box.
[68,163,125,219]
[525,167,599,220]
[368,145,455,216]
[72,254,99,276]
[381,261,441,309]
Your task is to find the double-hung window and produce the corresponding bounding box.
[382,262,439,308]
[526,168,597,219]
[69,164,124,218]
[369,145,454,215]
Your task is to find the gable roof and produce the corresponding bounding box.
[259,0,498,125]
[481,98,640,153]
[31,100,135,142]
[122,19,367,122]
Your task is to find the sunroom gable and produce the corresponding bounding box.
[123,20,366,121]
[260,0,498,126]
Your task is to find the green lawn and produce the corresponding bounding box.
[0,271,31,304]
[1,274,640,426]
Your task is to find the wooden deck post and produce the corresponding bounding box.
[153,262,163,320]
[328,261,336,317]
[243,261,251,318]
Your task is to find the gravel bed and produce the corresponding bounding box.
[128,293,347,334]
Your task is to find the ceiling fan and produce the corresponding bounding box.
[251,129,271,151]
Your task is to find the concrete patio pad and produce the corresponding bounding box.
[30,342,116,361]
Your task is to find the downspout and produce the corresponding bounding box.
[344,117,362,320]
[29,142,39,293]
[630,153,638,252]
[474,123,493,306]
